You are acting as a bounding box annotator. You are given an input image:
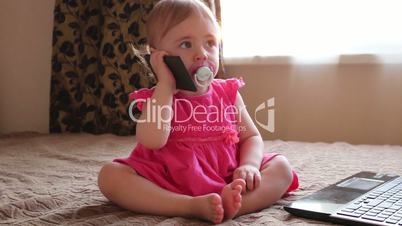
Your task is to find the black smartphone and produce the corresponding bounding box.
[144,54,197,92]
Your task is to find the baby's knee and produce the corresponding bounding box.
[270,156,293,184]
[98,162,129,198]
[98,163,114,196]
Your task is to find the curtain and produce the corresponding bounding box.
[50,0,224,136]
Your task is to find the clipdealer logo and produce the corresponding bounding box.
[254,97,275,133]
[128,97,275,133]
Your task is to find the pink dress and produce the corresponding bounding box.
[114,78,298,196]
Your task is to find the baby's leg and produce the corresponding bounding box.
[236,155,294,216]
[98,162,224,224]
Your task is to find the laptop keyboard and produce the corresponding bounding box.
[334,177,402,225]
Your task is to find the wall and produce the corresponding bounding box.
[0,0,401,145]
[226,61,402,145]
[0,0,54,134]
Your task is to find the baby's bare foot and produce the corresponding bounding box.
[221,179,246,220]
[191,193,224,224]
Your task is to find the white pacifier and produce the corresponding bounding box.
[194,66,213,87]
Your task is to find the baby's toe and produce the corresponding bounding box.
[214,208,224,223]
[210,193,221,204]
[234,193,242,202]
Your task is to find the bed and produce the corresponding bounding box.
[1,132,401,225]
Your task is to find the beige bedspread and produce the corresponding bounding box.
[1,133,401,225]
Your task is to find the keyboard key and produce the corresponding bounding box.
[340,208,354,213]
[378,201,394,208]
[366,199,383,207]
[359,207,371,212]
[362,215,386,222]
[384,209,397,214]
[354,210,366,215]
[377,213,391,218]
[390,205,402,210]
[390,216,402,221]
[365,212,377,216]
[386,218,399,224]
[372,207,384,212]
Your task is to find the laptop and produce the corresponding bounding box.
[284,171,402,225]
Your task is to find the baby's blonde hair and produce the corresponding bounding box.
[146,0,220,48]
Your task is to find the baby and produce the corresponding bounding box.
[98,0,298,223]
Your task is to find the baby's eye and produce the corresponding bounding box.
[207,40,217,48]
[179,41,192,49]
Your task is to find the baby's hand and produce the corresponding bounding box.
[149,49,177,93]
[233,165,261,193]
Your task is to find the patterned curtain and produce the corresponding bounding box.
[50,0,224,136]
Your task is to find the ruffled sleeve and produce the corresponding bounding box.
[128,88,154,111]
[223,77,245,105]
[226,77,245,91]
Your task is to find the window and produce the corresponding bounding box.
[220,0,402,63]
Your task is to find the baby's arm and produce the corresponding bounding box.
[233,92,265,190]
[136,51,176,149]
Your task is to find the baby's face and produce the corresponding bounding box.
[154,13,220,83]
